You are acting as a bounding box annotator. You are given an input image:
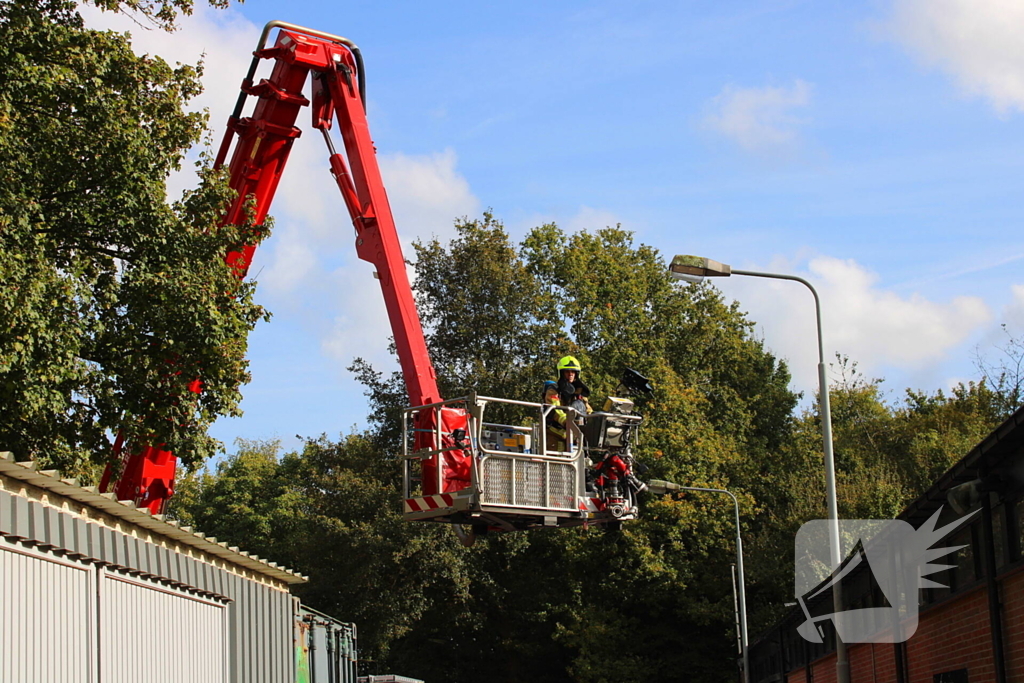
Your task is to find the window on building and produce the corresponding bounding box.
[933,668,968,683]
[1014,497,1024,563]
[929,565,953,601]
[991,500,1007,570]
[950,524,976,589]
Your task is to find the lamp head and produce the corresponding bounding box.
[647,479,681,495]
[669,255,732,283]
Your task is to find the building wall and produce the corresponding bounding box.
[873,643,899,683]
[769,566,1024,683]
[905,586,995,683]
[0,486,297,683]
[1000,568,1024,683]
[100,567,229,682]
[844,642,899,683]
[788,666,808,683]
[809,653,837,683]
[0,539,96,682]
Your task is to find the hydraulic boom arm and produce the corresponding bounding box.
[104,21,440,512]
[217,21,440,408]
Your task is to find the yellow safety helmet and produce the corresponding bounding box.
[557,356,582,373]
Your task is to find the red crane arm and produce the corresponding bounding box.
[217,23,439,407]
[103,22,440,512]
[319,54,441,408]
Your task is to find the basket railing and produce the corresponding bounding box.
[402,394,586,511]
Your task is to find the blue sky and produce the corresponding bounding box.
[82,1,1024,455]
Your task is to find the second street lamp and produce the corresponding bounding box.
[648,480,749,683]
[667,254,850,683]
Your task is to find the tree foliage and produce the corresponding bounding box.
[748,356,1011,629]
[171,214,1018,682]
[0,0,266,473]
[5,1,1014,677]
[182,216,802,682]
[974,323,1024,418]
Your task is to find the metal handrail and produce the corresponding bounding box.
[475,396,582,456]
[402,394,589,501]
[256,20,358,51]
[479,422,532,433]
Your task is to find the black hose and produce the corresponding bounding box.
[352,47,367,111]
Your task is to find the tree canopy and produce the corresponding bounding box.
[0,0,265,473]
[175,216,1015,682]
[178,216,802,682]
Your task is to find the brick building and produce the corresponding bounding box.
[749,405,1024,683]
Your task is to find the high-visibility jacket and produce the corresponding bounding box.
[545,400,568,451]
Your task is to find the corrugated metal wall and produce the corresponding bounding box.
[228,570,295,682]
[100,570,228,683]
[0,489,297,683]
[0,539,96,682]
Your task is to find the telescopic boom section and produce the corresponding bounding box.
[104,23,440,513]
[215,26,440,407]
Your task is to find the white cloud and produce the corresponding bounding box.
[702,80,812,153]
[966,283,1024,389]
[259,225,318,295]
[315,151,479,364]
[566,206,622,232]
[319,265,397,368]
[378,149,480,245]
[1006,284,1024,330]
[510,206,626,240]
[722,255,992,392]
[882,0,1024,114]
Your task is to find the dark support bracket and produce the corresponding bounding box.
[981,492,1008,683]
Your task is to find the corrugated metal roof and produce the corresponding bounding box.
[0,452,307,585]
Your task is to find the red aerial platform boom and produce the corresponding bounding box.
[103,21,440,512]
[105,22,649,536]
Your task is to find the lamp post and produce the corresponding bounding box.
[649,480,749,683]
[667,255,849,683]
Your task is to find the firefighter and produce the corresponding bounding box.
[542,380,568,451]
[556,355,591,417]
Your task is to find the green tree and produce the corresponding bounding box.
[354,216,797,681]
[176,214,1014,682]
[818,357,1006,513]
[179,216,801,682]
[0,0,265,474]
[749,357,1011,633]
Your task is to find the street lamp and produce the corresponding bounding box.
[667,255,850,683]
[648,480,749,683]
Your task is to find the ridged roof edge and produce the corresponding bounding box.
[0,452,307,585]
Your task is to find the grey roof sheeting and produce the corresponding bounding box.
[0,452,306,585]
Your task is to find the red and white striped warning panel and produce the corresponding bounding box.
[404,493,455,514]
